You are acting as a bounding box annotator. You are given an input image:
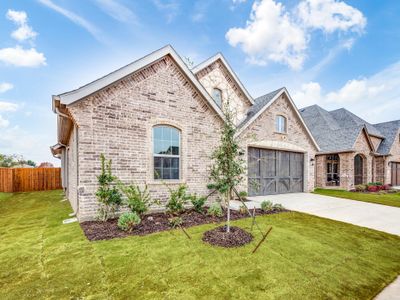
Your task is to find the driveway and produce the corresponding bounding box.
[233,193,400,236]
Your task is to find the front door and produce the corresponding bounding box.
[248,147,304,196]
[354,154,364,185]
[392,162,400,186]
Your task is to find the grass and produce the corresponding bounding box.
[314,188,400,208]
[1,191,400,299]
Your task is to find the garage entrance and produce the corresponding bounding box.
[248,147,304,196]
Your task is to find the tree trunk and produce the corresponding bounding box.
[226,190,231,233]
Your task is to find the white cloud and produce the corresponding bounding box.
[0,115,10,128]
[0,46,46,67]
[38,0,104,42]
[0,101,18,112]
[226,0,366,70]
[94,0,138,23]
[293,60,400,123]
[297,0,366,34]
[226,0,307,70]
[6,9,38,42]
[0,83,14,93]
[152,0,180,23]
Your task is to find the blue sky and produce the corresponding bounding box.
[0,0,399,165]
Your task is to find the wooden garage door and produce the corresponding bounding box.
[392,162,400,186]
[248,147,304,196]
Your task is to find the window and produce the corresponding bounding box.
[153,125,180,180]
[212,88,222,107]
[275,115,287,133]
[326,154,340,186]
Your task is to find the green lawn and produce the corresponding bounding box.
[1,191,400,299]
[314,188,400,208]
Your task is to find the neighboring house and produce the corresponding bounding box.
[37,162,55,168]
[300,105,400,190]
[51,45,319,221]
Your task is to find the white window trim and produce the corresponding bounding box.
[275,115,287,134]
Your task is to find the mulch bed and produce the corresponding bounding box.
[202,226,253,248]
[80,207,287,241]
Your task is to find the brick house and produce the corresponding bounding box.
[300,105,400,190]
[50,45,319,221]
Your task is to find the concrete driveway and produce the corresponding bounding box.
[234,193,400,236]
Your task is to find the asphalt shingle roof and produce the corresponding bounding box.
[238,88,283,128]
[374,120,400,154]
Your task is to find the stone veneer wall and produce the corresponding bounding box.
[66,126,78,213]
[195,59,252,125]
[237,93,317,193]
[67,55,223,221]
[386,129,400,185]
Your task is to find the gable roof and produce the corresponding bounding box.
[52,45,225,121]
[192,53,254,104]
[236,87,320,151]
[374,120,400,155]
[300,105,379,153]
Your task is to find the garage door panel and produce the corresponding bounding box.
[248,147,304,196]
[262,178,276,194]
[260,150,276,177]
[278,178,290,193]
[278,152,290,177]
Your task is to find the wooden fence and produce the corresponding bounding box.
[0,168,62,192]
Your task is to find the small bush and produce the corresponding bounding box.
[168,216,183,228]
[117,212,141,232]
[239,205,247,214]
[273,203,285,211]
[260,200,273,212]
[367,182,383,187]
[166,184,189,214]
[355,184,367,192]
[189,194,206,213]
[367,185,379,192]
[238,191,248,199]
[207,203,223,217]
[119,183,156,216]
[382,184,391,191]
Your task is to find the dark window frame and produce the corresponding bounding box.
[153,125,180,180]
[326,154,340,186]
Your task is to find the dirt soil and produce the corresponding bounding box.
[202,225,253,247]
[81,207,287,241]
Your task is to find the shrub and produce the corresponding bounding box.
[382,184,391,191]
[207,202,223,217]
[119,183,157,216]
[189,194,207,213]
[238,191,248,199]
[367,182,383,187]
[260,200,273,212]
[273,203,285,211]
[168,216,183,228]
[96,154,122,221]
[117,212,141,232]
[166,184,189,214]
[355,184,367,192]
[239,205,247,215]
[367,185,379,192]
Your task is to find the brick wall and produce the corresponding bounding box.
[67,55,223,221]
[195,59,252,125]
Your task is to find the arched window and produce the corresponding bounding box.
[275,115,287,133]
[212,88,222,107]
[153,125,180,180]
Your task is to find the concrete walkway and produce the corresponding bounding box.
[231,192,400,300]
[231,192,400,236]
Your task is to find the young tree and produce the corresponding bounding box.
[208,102,245,233]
